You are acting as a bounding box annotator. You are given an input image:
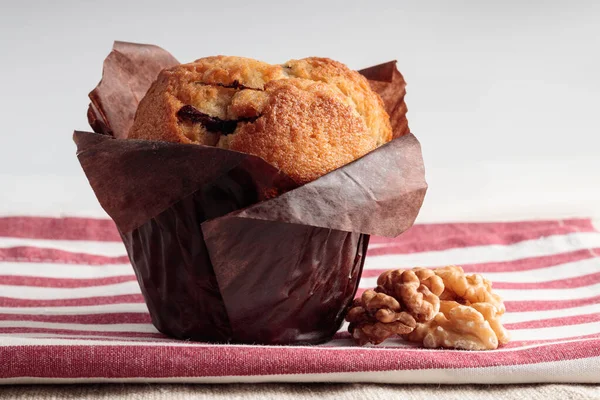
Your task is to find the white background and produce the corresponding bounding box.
[0,0,598,222]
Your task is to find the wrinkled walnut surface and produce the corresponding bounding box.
[404,300,499,350]
[346,289,416,345]
[376,268,444,322]
[435,265,505,314]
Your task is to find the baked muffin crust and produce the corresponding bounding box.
[129,56,392,184]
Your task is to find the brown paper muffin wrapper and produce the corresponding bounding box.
[75,42,427,344]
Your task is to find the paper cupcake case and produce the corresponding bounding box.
[75,41,427,345]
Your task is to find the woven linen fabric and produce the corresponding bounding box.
[1,217,599,384]
[2,383,600,399]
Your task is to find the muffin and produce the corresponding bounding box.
[80,41,426,345]
[128,56,392,184]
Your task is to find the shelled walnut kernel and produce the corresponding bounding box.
[345,266,510,350]
[346,290,416,345]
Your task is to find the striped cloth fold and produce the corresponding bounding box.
[1,217,599,384]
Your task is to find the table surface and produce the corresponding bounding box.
[2,383,600,400]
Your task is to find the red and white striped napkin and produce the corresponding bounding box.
[1,217,599,384]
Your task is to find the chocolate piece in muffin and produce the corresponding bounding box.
[129,56,392,185]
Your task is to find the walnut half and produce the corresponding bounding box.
[346,290,416,345]
[403,265,510,350]
[376,268,444,322]
[435,265,505,314]
[404,301,499,350]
